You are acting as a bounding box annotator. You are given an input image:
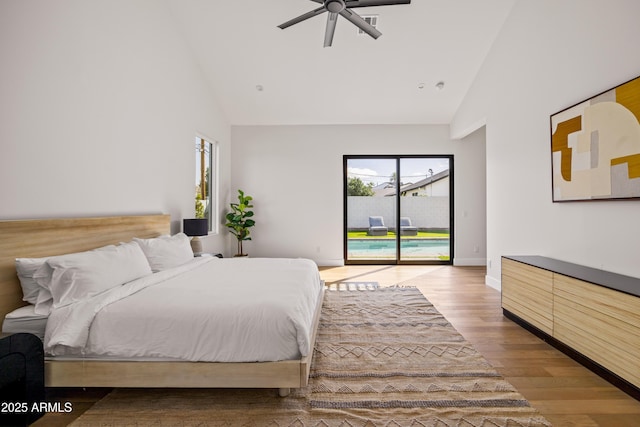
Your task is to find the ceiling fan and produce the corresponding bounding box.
[278,0,411,47]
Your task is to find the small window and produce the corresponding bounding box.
[358,15,378,35]
[195,137,218,233]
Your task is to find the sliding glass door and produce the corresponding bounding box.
[344,155,453,265]
[345,158,398,261]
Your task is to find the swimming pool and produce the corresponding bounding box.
[347,238,450,259]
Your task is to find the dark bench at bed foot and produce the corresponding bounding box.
[0,333,45,426]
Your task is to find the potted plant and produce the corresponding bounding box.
[225,190,255,257]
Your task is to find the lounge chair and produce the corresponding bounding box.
[400,217,418,236]
[367,216,388,236]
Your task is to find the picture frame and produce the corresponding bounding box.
[550,75,640,202]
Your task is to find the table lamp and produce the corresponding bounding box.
[183,218,208,255]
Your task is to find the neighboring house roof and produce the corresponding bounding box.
[372,182,396,197]
[368,171,448,197]
[389,169,450,196]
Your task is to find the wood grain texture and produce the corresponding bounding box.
[0,214,170,320]
[501,256,640,393]
[554,274,640,388]
[46,359,305,389]
[501,258,554,334]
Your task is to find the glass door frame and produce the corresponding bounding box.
[343,154,454,266]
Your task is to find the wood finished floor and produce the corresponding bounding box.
[34,265,640,426]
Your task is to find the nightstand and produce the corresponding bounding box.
[195,253,223,258]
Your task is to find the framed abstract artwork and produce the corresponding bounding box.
[550,75,640,201]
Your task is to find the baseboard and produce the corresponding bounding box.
[315,259,345,267]
[320,259,486,268]
[485,274,501,291]
[453,258,486,266]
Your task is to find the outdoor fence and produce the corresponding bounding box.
[347,196,450,231]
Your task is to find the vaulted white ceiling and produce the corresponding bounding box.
[165,0,515,125]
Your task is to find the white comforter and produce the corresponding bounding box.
[44,257,323,362]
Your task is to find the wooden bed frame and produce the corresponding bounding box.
[0,214,324,396]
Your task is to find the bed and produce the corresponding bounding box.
[0,214,324,396]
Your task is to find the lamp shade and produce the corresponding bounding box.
[183,218,208,237]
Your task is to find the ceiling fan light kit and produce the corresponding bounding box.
[278,0,411,47]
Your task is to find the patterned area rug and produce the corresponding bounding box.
[71,287,551,426]
[325,281,379,291]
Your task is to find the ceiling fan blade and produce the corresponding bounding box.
[339,9,382,39]
[278,6,327,30]
[345,0,411,8]
[324,12,339,47]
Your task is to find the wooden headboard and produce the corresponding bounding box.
[0,214,170,321]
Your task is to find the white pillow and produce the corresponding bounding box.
[33,242,152,309]
[133,233,193,272]
[5,304,48,320]
[15,257,48,304]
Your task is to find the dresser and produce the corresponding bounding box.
[501,255,640,399]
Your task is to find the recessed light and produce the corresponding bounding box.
[255,85,264,92]
[417,83,425,89]
[435,81,445,90]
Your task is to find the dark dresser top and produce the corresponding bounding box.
[503,255,640,298]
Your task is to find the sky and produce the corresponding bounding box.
[347,157,450,186]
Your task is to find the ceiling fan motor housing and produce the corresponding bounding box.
[325,0,346,13]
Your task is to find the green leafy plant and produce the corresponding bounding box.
[195,194,205,219]
[347,177,375,196]
[225,190,255,256]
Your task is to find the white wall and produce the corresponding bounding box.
[0,0,231,255]
[452,0,640,288]
[230,125,486,266]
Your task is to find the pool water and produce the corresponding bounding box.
[347,238,450,259]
